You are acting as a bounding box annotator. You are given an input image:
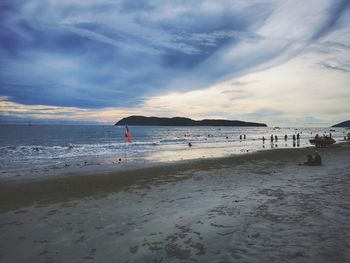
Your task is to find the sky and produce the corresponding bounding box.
[0,0,349,126]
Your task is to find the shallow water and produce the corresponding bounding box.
[0,124,347,179]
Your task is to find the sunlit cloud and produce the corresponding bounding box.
[0,96,141,124]
[144,46,350,126]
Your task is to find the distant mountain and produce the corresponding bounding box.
[332,120,350,127]
[115,116,267,127]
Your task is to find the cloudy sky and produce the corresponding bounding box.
[0,0,349,126]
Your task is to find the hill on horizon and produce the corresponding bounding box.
[332,120,350,127]
[115,116,267,127]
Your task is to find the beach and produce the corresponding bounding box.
[1,144,350,262]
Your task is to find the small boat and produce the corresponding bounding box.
[309,137,335,147]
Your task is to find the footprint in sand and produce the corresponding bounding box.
[46,209,58,216]
[165,243,191,260]
[129,245,138,254]
[14,210,28,214]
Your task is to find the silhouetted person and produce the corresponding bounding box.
[292,134,296,141]
[243,134,246,139]
[270,134,274,142]
[240,135,242,140]
[297,133,300,140]
[284,134,287,141]
[303,154,313,165]
[275,135,278,141]
[262,136,265,143]
[311,151,322,166]
[188,142,192,147]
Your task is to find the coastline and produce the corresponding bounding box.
[2,124,347,182]
[0,142,347,211]
[1,143,349,262]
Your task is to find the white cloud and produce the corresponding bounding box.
[143,44,350,127]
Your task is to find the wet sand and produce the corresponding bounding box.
[1,144,350,262]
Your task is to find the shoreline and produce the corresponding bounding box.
[0,138,334,184]
[2,124,347,183]
[0,142,347,212]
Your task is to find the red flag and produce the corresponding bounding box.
[124,124,132,143]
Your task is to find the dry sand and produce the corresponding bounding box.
[0,144,350,262]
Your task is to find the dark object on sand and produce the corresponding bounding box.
[303,154,314,165]
[309,136,335,147]
[188,142,192,147]
[313,152,322,165]
[303,152,322,166]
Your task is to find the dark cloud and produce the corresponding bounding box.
[312,0,350,40]
[0,0,349,112]
[119,0,155,12]
[320,62,350,73]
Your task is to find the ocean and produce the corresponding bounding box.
[0,124,347,179]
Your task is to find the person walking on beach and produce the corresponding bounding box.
[262,136,265,143]
[284,134,287,141]
[297,133,300,140]
[240,135,242,140]
[271,134,274,142]
[275,135,278,141]
[293,134,296,141]
[243,134,246,139]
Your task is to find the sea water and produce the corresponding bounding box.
[0,124,347,179]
